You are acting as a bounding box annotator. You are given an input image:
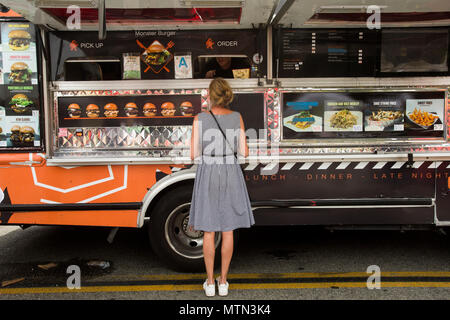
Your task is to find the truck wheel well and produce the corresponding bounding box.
[144,179,194,219]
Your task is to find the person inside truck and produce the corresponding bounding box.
[203,56,251,78]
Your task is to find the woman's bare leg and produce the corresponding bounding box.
[220,231,234,284]
[203,231,215,284]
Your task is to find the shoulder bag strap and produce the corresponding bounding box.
[209,112,238,159]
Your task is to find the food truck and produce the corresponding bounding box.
[0,0,449,271]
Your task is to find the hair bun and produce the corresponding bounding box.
[209,78,234,107]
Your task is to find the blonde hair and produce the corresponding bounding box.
[209,78,234,108]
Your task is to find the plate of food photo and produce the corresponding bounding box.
[324,109,363,132]
[406,108,439,129]
[284,110,322,132]
[366,110,404,131]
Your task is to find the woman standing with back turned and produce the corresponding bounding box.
[188,78,255,297]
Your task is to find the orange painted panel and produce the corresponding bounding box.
[0,10,22,18]
[0,153,188,227]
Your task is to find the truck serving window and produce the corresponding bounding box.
[64,58,121,81]
[196,55,253,79]
[49,29,265,81]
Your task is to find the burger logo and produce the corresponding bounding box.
[8,30,31,51]
[138,40,174,74]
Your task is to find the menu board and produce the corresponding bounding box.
[282,91,445,140]
[0,21,41,149]
[277,29,377,77]
[58,95,202,128]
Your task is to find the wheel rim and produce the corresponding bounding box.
[164,202,221,259]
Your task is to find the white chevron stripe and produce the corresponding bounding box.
[238,160,446,171]
[318,162,333,170]
[244,163,258,171]
[354,162,369,170]
[281,162,295,170]
[373,162,387,169]
[261,162,278,171]
[299,162,314,170]
[412,161,424,169]
[428,161,442,169]
[391,162,405,169]
[336,162,350,170]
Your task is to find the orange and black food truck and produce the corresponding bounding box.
[0,0,449,271]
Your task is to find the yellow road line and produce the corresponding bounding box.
[2,281,450,295]
[96,271,450,282]
[0,284,200,295]
[2,271,450,295]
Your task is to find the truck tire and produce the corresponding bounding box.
[147,185,222,272]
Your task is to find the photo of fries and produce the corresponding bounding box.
[407,108,439,128]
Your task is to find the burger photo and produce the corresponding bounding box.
[143,103,157,117]
[8,30,31,51]
[20,126,35,144]
[9,94,33,114]
[9,62,32,83]
[86,104,100,118]
[180,101,194,116]
[142,41,171,66]
[125,102,139,117]
[104,103,119,118]
[161,102,176,117]
[10,125,21,143]
[67,103,82,118]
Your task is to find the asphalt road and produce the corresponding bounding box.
[0,224,450,300]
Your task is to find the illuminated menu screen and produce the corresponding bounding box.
[282,91,445,140]
[278,29,377,77]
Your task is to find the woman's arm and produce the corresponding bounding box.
[190,115,199,161]
[238,114,249,158]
